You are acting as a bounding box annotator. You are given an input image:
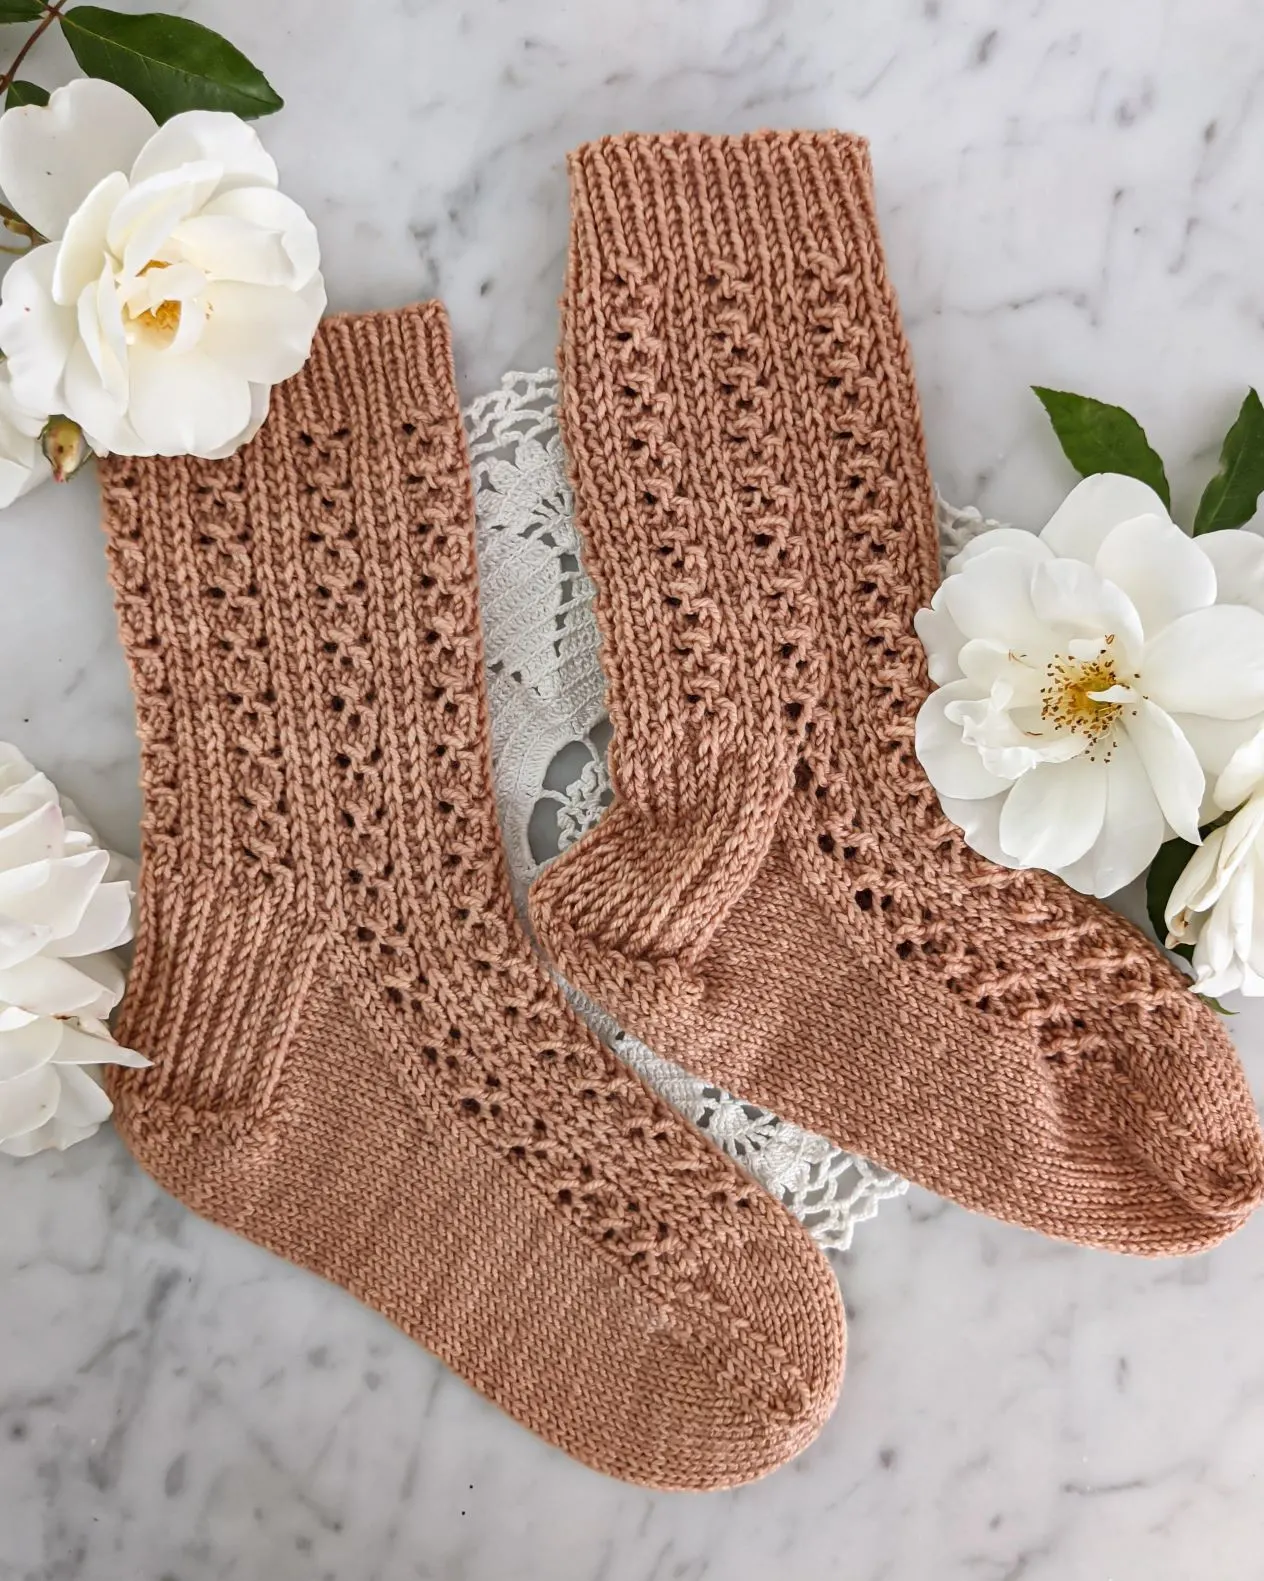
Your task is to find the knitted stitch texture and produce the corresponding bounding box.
[530,131,1264,1256]
[98,303,845,1489]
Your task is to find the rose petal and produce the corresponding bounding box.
[51,1062,113,1130]
[957,640,1044,703]
[0,1061,59,1142]
[0,847,110,935]
[0,243,77,414]
[67,949,126,1014]
[0,368,48,505]
[1143,605,1264,720]
[913,590,966,685]
[0,954,119,1017]
[54,1021,147,1068]
[1039,474,1172,561]
[949,526,1052,574]
[107,161,223,277]
[0,452,44,509]
[1172,713,1263,804]
[997,754,1109,871]
[1199,527,1264,614]
[1166,827,1232,933]
[1188,861,1252,997]
[1218,862,1255,971]
[43,879,133,958]
[129,110,277,192]
[75,258,130,407]
[1214,724,1264,812]
[937,791,1016,870]
[0,79,156,241]
[0,1013,59,1082]
[1093,513,1216,635]
[1029,558,1145,657]
[201,383,270,460]
[198,279,325,384]
[125,341,254,457]
[186,187,321,286]
[64,335,151,457]
[915,683,1014,800]
[51,170,128,306]
[0,1116,61,1156]
[1056,732,1167,897]
[1122,697,1204,844]
[0,801,63,869]
[0,746,38,791]
[939,549,1052,648]
[4,1100,113,1154]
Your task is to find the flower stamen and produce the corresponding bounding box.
[1040,644,1124,745]
[131,260,181,341]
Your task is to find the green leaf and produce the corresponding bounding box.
[1033,387,1171,509]
[1191,388,1264,535]
[0,1,46,22]
[1203,994,1237,1017]
[1145,834,1198,957]
[60,7,283,123]
[6,79,48,108]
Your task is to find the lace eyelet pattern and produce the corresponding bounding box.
[465,366,909,1252]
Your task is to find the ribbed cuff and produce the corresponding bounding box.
[279,301,457,437]
[566,130,882,304]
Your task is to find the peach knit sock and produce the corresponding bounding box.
[530,132,1264,1256]
[99,304,845,1489]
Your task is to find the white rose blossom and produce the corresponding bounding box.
[0,78,325,459]
[914,474,1264,898]
[0,743,146,1157]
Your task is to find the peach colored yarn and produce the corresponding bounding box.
[98,303,844,1489]
[530,131,1264,1256]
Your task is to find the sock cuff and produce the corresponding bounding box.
[566,130,880,298]
[275,301,458,440]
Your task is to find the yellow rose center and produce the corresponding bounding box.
[1040,641,1126,745]
[135,297,182,335]
[131,261,181,340]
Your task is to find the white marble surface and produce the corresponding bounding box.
[4,1,1264,1576]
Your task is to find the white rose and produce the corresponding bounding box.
[1166,725,1264,996]
[0,78,325,459]
[0,742,145,1157]
[0,362,49,505]
[914,474,1264,898]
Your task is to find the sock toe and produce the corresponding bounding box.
[1087,1020,1264,1221]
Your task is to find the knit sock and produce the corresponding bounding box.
[100,304,844,1489]
[530,132,1264,1256]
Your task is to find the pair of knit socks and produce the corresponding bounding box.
[101,131,1264,1493]
[530,132,1264,1257]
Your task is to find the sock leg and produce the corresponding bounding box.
[533,131,841,981]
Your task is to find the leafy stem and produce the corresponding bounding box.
[0,1,67,98]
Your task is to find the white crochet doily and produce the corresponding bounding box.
[466,368,991,1254]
